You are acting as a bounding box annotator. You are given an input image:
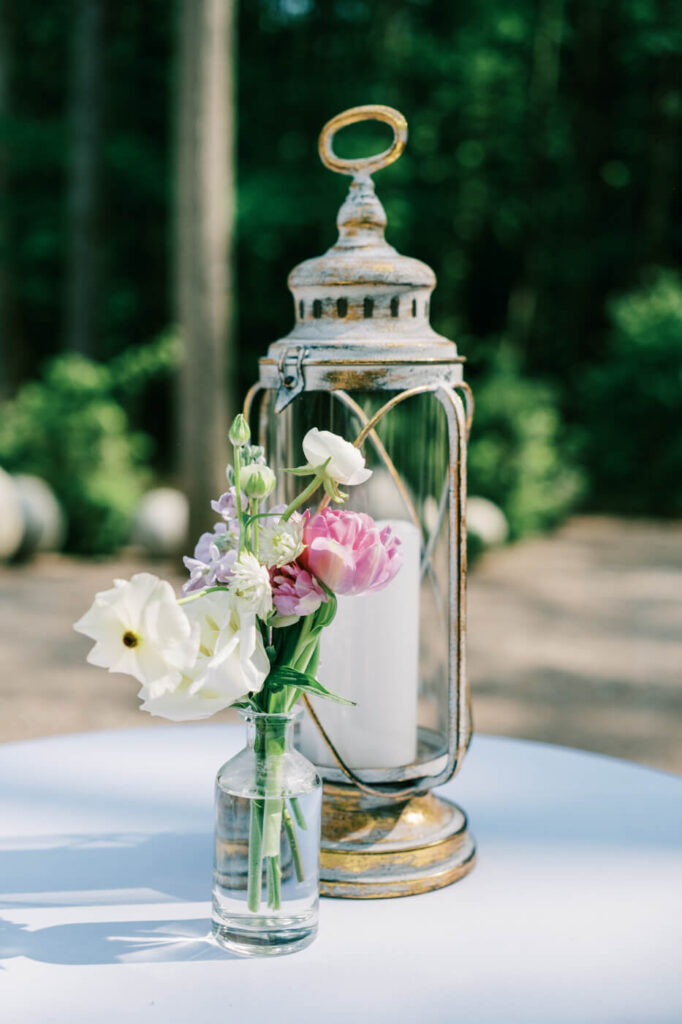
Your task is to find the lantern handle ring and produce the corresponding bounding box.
[318,105,407,178]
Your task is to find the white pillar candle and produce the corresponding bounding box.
[300,518,421,769]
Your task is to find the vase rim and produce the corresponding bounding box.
[238,706,303,723]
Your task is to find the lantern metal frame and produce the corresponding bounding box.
[243,106,476,897]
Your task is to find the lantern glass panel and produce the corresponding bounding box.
[255,386,455,783]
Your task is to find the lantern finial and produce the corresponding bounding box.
[318,105,407,179]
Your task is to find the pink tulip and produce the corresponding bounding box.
[271,563,328,617]
[300,508,402,596]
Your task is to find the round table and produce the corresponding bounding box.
[1,726,680,1023]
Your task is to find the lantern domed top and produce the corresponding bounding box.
[260,106,462,408]
[288,171,435,292]
[287,105,443,334]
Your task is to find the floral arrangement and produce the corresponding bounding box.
[75,413,402,913]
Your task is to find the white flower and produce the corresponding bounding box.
[137,672,230,721]
[240,463,276,499]
[227,551,273,618]
[259,515,304,568]
[137,591,269,721]
[302,428,372,486]
[74,573,199,687]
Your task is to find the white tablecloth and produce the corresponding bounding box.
[1,726,681,1024]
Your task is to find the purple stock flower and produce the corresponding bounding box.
[181,556,212,595]
[181,522,239,596]
[211,486,247,521]
[210,546,238,583]
[194,524,225,564]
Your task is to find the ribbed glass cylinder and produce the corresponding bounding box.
[255,386,458,784]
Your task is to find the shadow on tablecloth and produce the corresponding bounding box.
[0,830,238,964]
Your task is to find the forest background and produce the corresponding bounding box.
[0,0,680,554]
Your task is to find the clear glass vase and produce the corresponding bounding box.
[211,708,322,956]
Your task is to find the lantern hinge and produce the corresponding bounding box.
[275,346,307,412]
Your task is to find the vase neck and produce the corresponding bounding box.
[241,710,300,753]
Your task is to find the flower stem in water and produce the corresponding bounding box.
[283,808,305,883]
[289,796,307,830]
[247,798,264,913]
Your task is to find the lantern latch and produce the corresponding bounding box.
[275,346,307,411]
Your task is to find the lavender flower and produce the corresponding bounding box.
[211,487,246,521]
[181,522,238,595]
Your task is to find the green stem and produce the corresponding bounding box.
[266,855,275,909]
[282,642,317,713]
[304,640,320,678]
[281,471,325,521]
[233,446,247,553]
[270,855,282,909]
[289,796,307,831]
[290,615,314,665]
[283,810,305,882]
[245,511,283,523]
[262,734,285,858]
[249,498,259,556]
[247,798,264,913]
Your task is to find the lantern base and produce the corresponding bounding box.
[319,783,475,899]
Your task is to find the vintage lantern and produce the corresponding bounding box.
[243,105,475,897]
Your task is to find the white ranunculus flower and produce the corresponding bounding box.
[138,592,269,721]
[73,572,198,687]
[302,428,372,486]
[137,670,234,722]
[259,515,304,568]
[227,551,273,618]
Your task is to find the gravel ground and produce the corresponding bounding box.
[1,515,680,773]
[468,516,682,774]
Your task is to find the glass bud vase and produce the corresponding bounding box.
[211,708,322,956]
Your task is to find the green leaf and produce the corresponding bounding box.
[303,589,337,636]
[267,666,355,706]
[230,699,256,711]
[282,465,316,476]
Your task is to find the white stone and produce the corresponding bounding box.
[132,488,189,556]
[0,468,24,560]
[467,495,508,548]
[13,475,66,556]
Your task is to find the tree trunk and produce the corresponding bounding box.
[65,0,104,356]
[507,0,565,350]
[175,0,236,545]
[0,0,19,397]
[640,32,680,265]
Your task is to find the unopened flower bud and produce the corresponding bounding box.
[240,463,276,499]
[229,413,251,447]
[242,444,266,467]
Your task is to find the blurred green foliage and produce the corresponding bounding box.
[0,332,182,553]
[582,269,682,515]
[468,343,584,537]
[237,0,682,391]
[1,0,680,543]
